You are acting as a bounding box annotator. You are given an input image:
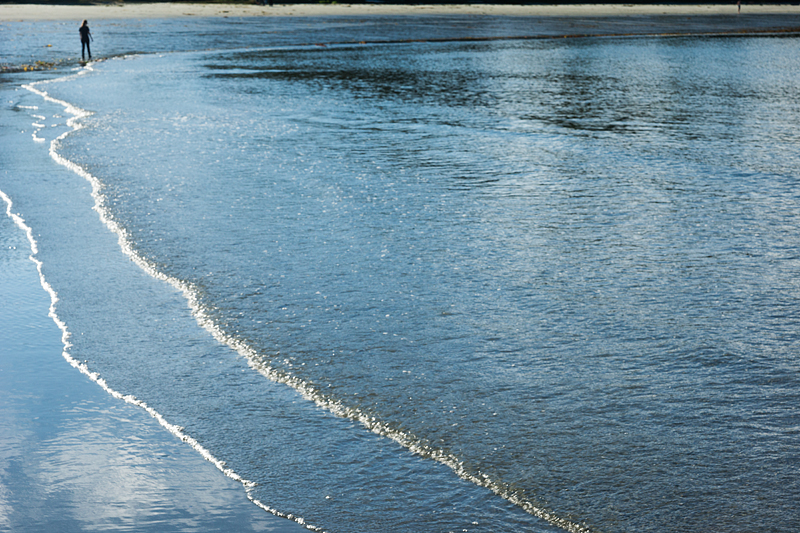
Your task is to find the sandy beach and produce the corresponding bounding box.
[3,2,800,21]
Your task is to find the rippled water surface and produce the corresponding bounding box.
[4,24,800,533]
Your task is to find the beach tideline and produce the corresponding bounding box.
[3,2,800,20]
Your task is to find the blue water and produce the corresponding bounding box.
[2,17,800,533]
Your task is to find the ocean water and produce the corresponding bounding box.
[2,17,800,533]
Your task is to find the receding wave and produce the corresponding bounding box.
[19,67,322,533]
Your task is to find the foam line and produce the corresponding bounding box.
[21,61,590,533]
[16,65,324,533]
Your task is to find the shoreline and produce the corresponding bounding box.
[0,201,304,533]
[0,74,307,532]
[4,2,800,20]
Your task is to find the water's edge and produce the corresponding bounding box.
[19,59,587,533]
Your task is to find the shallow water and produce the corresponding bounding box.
[3,18,800,533]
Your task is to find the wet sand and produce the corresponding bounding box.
[0,218,306,532]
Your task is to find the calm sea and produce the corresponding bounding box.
[2,16,799,533]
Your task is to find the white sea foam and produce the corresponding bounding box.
[20,61,589,533]
[18,65,325,533]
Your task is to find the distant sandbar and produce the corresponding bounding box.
[3,3,800,21]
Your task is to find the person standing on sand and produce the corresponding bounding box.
[79,20,92,61]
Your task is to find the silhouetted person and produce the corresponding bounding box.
[79,20,92,61]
